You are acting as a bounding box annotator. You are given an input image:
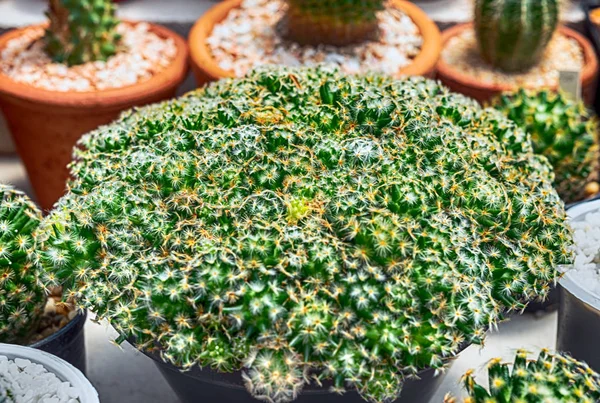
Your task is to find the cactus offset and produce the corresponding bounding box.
[0,185,46,344]
[474,0,559,72]
[492,89,600,203]
[38,67,572,403]
[44,0,122,66]
[445,349,600,403]
[282,0,385,46]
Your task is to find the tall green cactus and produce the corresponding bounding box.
[445,349,600,403]
[282,0,386,46]
[474,0,559,72]
[0,185,46,344]
[44,0,122,66]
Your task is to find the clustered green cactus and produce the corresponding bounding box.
[0,185,46,345]
[282,0,386,46]
[492,89,600,204]
[445,349,600,403]
[474,0,559,72]
[44,0,122,66]
[36,67,572,403]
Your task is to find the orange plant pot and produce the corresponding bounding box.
[436,23,599,105]
[0,22,189,212]
[188,0,442,86]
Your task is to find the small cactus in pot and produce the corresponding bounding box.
[37,67,573,403]
[492,89,600,203]
[44,0,122,66]
[474,0,559,72]
[0,185,46,345]
[281,0,386,46]
[444,349,600,403]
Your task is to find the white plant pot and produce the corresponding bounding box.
[0,343,99,403]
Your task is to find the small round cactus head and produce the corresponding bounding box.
[492,89,600,203]
[44,0,122,66]
[282,0,386,46]
[474,0,559,72]
[445,349,600,403]
[0,185,46,344]
[39,67,572,403]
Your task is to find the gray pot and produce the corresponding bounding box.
[557,198,600,371]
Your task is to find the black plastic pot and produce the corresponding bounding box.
[30,310,87,375]
[141,348,447,403]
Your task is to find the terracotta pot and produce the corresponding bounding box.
[436,23,599,105]
[188,0,442,86]
[0,22,189,211]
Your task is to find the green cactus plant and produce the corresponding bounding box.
[492,89,600,204]
[474,0,559,72]
[38,67,572,403]
[0,185,46,344]
[282,0,386,46]
[445,349,600,403]
[44,0,122,66]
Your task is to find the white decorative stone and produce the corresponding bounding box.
[0,23,177,92]
[206,0,423,77]
[0,355,81,403]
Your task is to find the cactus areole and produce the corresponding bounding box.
[0,185,46,345]
[282,0,386,46]
[446,349,600,403]
[44,0,122,66]
[474,0,559,72]
[41,67,572,403]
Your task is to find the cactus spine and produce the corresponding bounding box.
[282,0,386,46]
[492,90,600,204]
[0,185,46,344]
[474,0,559,72]
[44,0,122,66]
[445,349,600,403]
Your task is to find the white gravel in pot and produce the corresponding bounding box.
[570,210,600,297]
[0,23,177,92]
[206,0,423,77]
[0,355,79,403]
[441,28,584,89]
[0,356,80,403]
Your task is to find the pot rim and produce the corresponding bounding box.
[188,0,442,81]
[29,309,87,349]
[559,199,600,311]
[436,23,599,94]
[0,342,98,403]
[0,20,189,112]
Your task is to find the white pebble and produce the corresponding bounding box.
[0,355,81,403]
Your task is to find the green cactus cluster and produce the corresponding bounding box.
[44,0,122,66]
[474,0,559,72]
[446,349,600,403]
[492,89,600,204]
[0,185,46,345]
[36,67,572,403]
[282,0,386,46]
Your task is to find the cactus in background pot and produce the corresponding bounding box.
[282,0,386,46]
[474,0,559,72]
[444,349,600,403]
[0,185,46,345]
[38,67,572,403]
[492,89,600,203]
[44,0,122,66]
